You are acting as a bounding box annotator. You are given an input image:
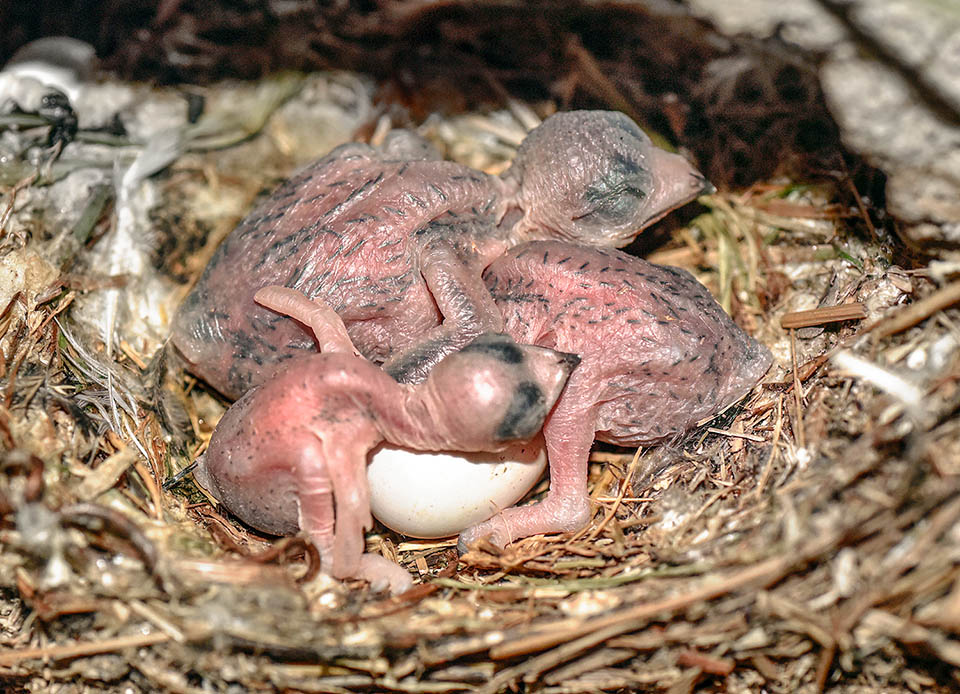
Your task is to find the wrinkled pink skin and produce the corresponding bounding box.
[195,286,578,593]
[172,111,711,395]
[457,240,773,549]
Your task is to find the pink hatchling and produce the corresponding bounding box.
[171,110,711,394]
[194,286,578,593]
[455,240,772,549]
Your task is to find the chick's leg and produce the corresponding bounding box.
[294,431,372,580]
[255,285,361,357]
[458,381,597,550]
[299,431,412,593]
[384,237,503,383]
[325,424,383,581]
[294,447,336,572]
[356,554,414,594]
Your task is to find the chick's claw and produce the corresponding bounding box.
[458,493,593,553]
[357,554,414,594]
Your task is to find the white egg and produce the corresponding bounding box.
[367,436,546,539]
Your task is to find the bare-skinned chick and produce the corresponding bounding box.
[195,286,579,593]
[455,240,772,549]
[172,110,711,395]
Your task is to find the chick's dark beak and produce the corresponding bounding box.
[558,351,581,373]
[692,172,715,196]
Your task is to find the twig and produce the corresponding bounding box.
[815,641,837,694]
[119,339,148,369]
[780,303,867,329]
[705,427,765,443]
[479,623,637,694]
[128,600,186,643]
[676,649,735,676]
[435,568,658,593]
[752,396,784,503]
[542,647,634,685]
[0,631,171,666]
[845,177,878,240]
[790,329,806,449]
[490,526,846,660]
[836,495,960,636]
[35,291,75,335]
[585,446,643,542]
[0,172,38,239]
[60,502,159,576]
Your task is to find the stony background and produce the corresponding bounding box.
[688,0,960,256]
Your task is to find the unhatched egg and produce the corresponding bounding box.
[367,437,546,538]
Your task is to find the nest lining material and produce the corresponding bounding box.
[0,66,959,694]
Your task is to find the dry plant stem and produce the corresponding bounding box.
[0,172,38,238]
[0,406,16,449]
[780,303,867,329]
[680,484,736,535]
[676,649,735,675]
[542,647,634,684]
[0,631,172,667]
[717,195,762,303]
[119,339,148,369]
[845,176,878,240]
[132,458,162,520]
[128,600,186,642]
[706,427,764,442]
[60,502,159,574]
[585,445,643,542]
[489,525,848,661]
[4,333,34,409]
[815,641,837,694]
[36,291,75,334]
[752,396,783,503]
[790,329,806,449]
[836,495,960,636]
[478,623,639,694]
[748,198,843,220]
[248,536,323,584]
[732,202,840,236]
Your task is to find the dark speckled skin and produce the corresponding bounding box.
[171,111,712,397]
[458,240,772,549]
[174,146,504,397]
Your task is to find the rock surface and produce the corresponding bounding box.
[687,0,960,253]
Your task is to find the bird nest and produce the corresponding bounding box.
[2,9,960,694]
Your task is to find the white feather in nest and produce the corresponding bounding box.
[68,73,331,367]
[67,127,187,457]
[0,40,176,461]
[61,73,363,454]
[57,319,150,460]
